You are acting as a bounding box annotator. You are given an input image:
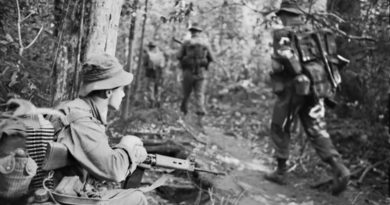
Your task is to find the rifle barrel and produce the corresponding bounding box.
[194,168,226,176]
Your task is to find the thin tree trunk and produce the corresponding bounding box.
[129,0,149,110]
[218,1,226,46]
[72,0,86,99]
[122,0,139,119]
[51,0,72,106]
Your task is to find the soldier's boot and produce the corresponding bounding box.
[180,101,187,116]
[325,157,350,195]
[196,114,205,133]
[155,100,161,108]
[264,158,288,185]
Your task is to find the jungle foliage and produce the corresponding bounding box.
[0,0,389,198]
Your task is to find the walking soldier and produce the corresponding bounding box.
[177,22,214,129]
[265,0,350,195]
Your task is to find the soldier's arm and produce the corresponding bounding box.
[206,45,214,63]
[66,120,132,182]
[176,43,186,61]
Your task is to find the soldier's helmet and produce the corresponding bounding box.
[276,0,303,16]
[188,22,203,32]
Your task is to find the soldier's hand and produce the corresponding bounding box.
[119,135,148,173]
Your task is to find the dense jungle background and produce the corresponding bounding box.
[1,0,390,204]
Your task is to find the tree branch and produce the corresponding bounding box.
[358,158,390,184]
[21,12,34,23]
[307,13,377,42]
[15,0,44,55]
[15,0,24,54]
[24,26,43,49]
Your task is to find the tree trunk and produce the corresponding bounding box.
[52,46,70,106]
[122,0,139,119]
[84,0,124,57]
[51,0,72,106]
[51,0,124,104]
[71,0,86,99]
[129,0,149,110]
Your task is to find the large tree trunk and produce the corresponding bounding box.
[84,0,124,57]
[51,0,124,103]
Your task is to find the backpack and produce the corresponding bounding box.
[0,99,61,199]
[295,28,342,98]
[144,48,165,78]
[180,38,209,71]
[143,50,155,78]
[272,27,342,98]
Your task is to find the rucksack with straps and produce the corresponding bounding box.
[295,28,342,98]
[0,99,101,203]
[272,27,344,98]
[0,99,62,200]
[180,38,210,72]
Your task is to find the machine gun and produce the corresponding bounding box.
[139,154,226,176]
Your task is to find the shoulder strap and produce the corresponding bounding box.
[61,109,93,127]
[57,99,94,127]
[49,99,93,134]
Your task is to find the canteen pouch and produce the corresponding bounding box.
[294,74,311,95]
[302,61,334,98]
[270,73,287,94]
[0,154,37,199]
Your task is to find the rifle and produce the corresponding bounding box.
[139,154,226,176]
[172,37,182,44]
[312,32,338,89]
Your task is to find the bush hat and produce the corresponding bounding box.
[147,41,156,48]
[276,0,303,16]
[79,53,133,96]
[188,22,203,32]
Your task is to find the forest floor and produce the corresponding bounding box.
[113,81,389,205]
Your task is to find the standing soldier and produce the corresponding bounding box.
[177,22,214,129]
[265,0,350,195]
[143,41,166,108]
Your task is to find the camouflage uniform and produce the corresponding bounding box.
[177,23,214,119]
[143,42,166,108]
[270,26,340,161]
[265,0,350,195]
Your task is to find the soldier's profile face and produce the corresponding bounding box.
[108,86,125,110]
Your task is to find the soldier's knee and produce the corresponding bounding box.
[306,126,330,139]
[271,123,285,133]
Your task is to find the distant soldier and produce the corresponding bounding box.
[265,0,350,195]
[143,41,166,108]
[177,22,214,128]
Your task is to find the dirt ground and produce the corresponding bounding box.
[118,83,389,205]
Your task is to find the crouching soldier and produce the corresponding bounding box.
[49,53,148,204]
[265,0,350,195]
